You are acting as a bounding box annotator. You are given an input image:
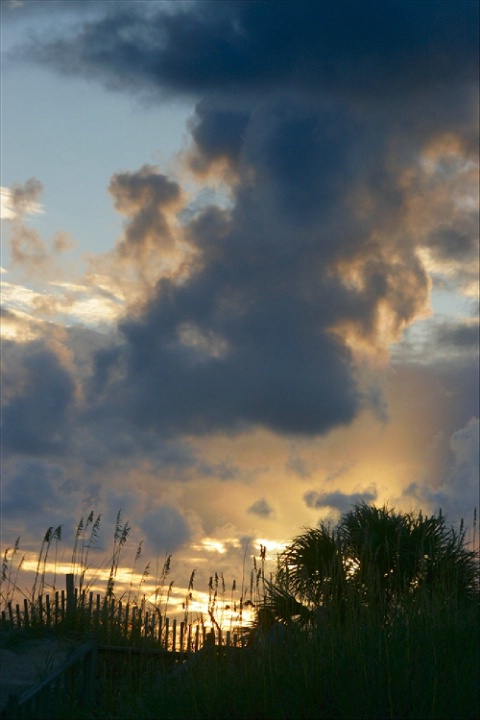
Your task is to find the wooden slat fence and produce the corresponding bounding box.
[0,575,249,652]
[1,633,97,720]
[0,575,253,719]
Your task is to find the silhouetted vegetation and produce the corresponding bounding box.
[266,503,479,628]
[1,503,478,719]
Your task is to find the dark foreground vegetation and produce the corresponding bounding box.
[2,503,479,720]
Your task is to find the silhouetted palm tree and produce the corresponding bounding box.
[340,503,478,606]
[266,503,478,628]
[266,524,348,628]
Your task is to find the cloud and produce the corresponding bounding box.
[392,316,480,367]
[82,166,189,310]
[7,1,474,442]
[1,1,478,576]
[1,188,19,220]
[1,340,76,455]
[109,165,182,258]
[285,448,312,479]
[400,136,479,300]
[22,2,478,102]
[1,179,44,219]
[0,272,122,339]
[1,280,49,319]
[448,418,480,517]
[404,417,479,527]
[88,88,438,437]
[304,487,377,515]
[187,98,250,175]
[139,505,191,554]
[0,456,91,546]
[2,459,61,516]
[247,498,274,519]
[435,320,479,352]
[2,179,78,282]
[1,0,115,22]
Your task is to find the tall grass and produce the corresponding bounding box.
[50,586,479,720]
[1,536,26,607]
[0,513,251,647]
[2,507,479,720]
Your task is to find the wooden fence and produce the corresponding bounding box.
[1,633,97,720]
[0,574,255,719]
[0,574,249,652]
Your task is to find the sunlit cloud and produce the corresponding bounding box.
[198,539,229,555]
[1,182,44,220]
[255,538,286,555]
[1,188,17,220]
[1,274,124,336]
[46,281,124,329]
[1,279,48,316]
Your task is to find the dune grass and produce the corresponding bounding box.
[2,507,479,720]
[47,587,479,720]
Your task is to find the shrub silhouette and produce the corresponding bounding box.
[266,502,479,627]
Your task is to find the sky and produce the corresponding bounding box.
[1,0,479,609]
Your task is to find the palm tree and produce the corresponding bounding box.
[340,503,479,606]
[338,503,419,608]
[266,503,478,627]
[266,524,346,628]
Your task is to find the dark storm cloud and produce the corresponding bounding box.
[8,1,478,442]
[188,98,250,172]
[68,1,474,438]
[304,488,377,514]
[1,340,76,455]
[88,91,429,437]
[95,251,360,436]
[22,1,478,100]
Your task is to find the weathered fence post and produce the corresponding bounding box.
[15,604,21,628]
[45,595,51,629]
[180,621,185,651]
[164,617,170,650]
[4,693,20,720]
[38,595,44,627]
[66,573,76,625]
[23,598,29,628]
[82,631,98,710]
[7,602,13,627]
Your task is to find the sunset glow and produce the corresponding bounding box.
[1,0,478,616]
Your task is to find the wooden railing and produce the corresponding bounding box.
[0,574,249,652]
[0,574,254,718]
[1,633,97,720]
